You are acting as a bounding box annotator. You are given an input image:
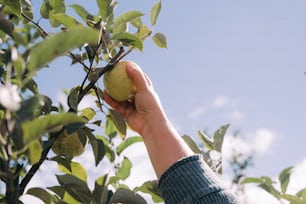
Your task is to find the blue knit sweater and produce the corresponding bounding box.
[159,155,240,204]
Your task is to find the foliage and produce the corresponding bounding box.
[241,167,306,204]
[183,124,230,173]
[0,0,166,203]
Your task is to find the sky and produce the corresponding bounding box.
[23,0,306,203]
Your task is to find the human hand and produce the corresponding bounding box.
[103,61,166,136]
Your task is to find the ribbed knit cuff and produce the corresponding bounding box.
[158,155,225,204]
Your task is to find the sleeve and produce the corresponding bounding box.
[158,155,240,204]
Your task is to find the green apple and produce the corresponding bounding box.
[103,61,136,102]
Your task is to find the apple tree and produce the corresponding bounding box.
[0,0,166,203]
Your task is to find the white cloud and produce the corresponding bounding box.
[251,128,275,155]
[288,157,306,194]
[243,184,281,204]
[213,95,230,109]
[222,128,275,167]
[227,109,245,122]
[188,106,207,120]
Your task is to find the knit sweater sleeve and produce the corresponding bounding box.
[158,155,240,204]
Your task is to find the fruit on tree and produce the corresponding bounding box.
[103,61,137,102]
[51,129,87,158]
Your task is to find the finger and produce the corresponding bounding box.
[126,61,151,92]
[103,91,124,111]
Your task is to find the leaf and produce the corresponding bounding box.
[48,0,66,27]
[240,177,262,184]
[108,109,127,140]
[58,161,88,182]
[40,0,51,19]
[50,155,72,172]
[182,135,202,154]
[27,26,99,79]
[112,32,143,51]
[152,32,167,48]
[198,130,214,151]
[136,25,152,40]
[281,194,304,204]
[52,13,79,28]
[150,1,161,26]
[279,166,294,194]
[213,124,230,152]
[116,136,143,155]
[22,113,86,145]
[69,4,93,23]
[79,107,96,121]
[93,177,109,204]
[28,140,41,165]
[97,0,116,20]
[296,188,306,199]
[47,186,66,198]
[1,0,21,16]
[56,174,91,203]
[0,17,14,37]
[26,187,52,204]
[105,117,117,138]
[109,188,146,204]
[134,180,163,203]
[116,156,132,180]
[113,11,144,26]
[68,86,80,112]
[84,129,105,166]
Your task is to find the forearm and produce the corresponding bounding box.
[140,112,194,178]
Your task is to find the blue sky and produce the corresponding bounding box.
[31,0,306,203]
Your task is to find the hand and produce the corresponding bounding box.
[103,61,166,136]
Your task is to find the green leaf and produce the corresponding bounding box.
[93,175,109,204]
[58,161,88,182]
[108,109,127,140]
[27,26,99,79]
[109,188,146,204]
[50,155,72,172]
[134,180,163,203]
[52,13,79,28]
[182,135,202,154]
[22,113,86,145]
[0,17,14,37]
[85,129,105,166]
[56,174,91,203]
[240,177,262,184]
[116,157,132,180]
[112,32,143,51]
[198,130,214,151]
[296,188,306,200]
[1,0,21,16]
[105,117,117,138]
[40,1,51,19]
[28,140,41,165]
[213,124,230,152]
[48,0,66,27]
[136,25,152,40]
[279,166,293,194]
[152,32,167,48]
[68,86,79,112]
[47,186,66,199]
[97,0,116,20]
[26,187,52,204]
[281,194,304,204]
[80,107,96,121]
[70,4,93,23]
[150,1,161,26]
[113,11,144,26]
[116,136,143,155]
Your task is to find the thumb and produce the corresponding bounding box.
[126,61,151,91]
